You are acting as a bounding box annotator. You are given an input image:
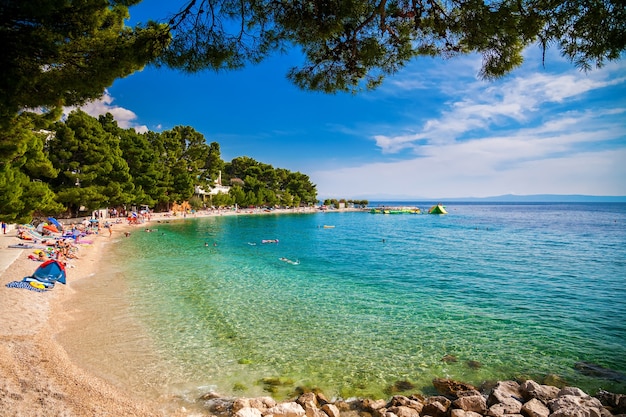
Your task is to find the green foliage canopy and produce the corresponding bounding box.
[222,157,318,207]
[0,0,170,222]
[0,110,318,221]
[0,112,64,223]
[0,0,170,119]
[158,0,625,92]
[47,110,136,216]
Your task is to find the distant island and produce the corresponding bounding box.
[446,194,626,203]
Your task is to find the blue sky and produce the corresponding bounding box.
[77,1,626,200]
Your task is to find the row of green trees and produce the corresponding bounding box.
[212,156,317,210]
[0,109,317,223]
[322,199,369,209]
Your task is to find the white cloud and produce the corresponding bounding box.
[309,50,618,198]
[313,101,626,198]
[373,61,625,155]
[313,146,626,199]
[66,91,149,133]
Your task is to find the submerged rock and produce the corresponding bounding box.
[385,380,416,394]
[575,361,626,382]
[442,354,459,363]
[432,378,478,398]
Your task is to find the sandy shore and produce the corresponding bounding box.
[0,221,182,416]
[0,207,355,416]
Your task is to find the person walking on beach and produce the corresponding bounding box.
[1,221,6,234]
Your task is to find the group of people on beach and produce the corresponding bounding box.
[26,239,79,263]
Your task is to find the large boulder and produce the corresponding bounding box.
[595,391,626,414]
[386,405,420,417]
[234,397,278,413]
[361,398,389,411]
[321,403,341,417]
[296,394,328,417]
[486,397,522,417]
[265,402,306,417]
[559,387,590,397]
[452,394,487,414]
[303,404,328,417]
[520,380,560,403]
[233,398,252,413]
[521,398,550,417]
[487,380,524,406]
[388,396,423,412]
[235,407,264,417]
[422,396,451,417]
[297,393,319,409]
[450,410,484,417]
[548,388,605,417]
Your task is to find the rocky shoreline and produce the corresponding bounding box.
[195,378,626,417]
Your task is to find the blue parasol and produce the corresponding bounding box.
[47,217,63,231]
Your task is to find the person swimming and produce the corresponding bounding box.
[279,257,300,265]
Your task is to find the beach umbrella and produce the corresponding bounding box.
[47,217,63,231]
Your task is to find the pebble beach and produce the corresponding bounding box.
[0,220,174,416]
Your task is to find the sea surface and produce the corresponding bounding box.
[98,203,626,403]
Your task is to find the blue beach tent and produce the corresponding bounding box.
[28,260,67,285]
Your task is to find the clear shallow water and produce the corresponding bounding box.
[107,203,626,400]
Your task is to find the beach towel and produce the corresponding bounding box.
[5,281,49,292]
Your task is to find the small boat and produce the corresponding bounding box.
[428,204,448,214]
[262,239,279,244]
[323,225,335,229]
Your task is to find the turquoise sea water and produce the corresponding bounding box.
[106,203,626,401]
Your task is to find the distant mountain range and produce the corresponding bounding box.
[447,194,626,203]
[347,194,626,203]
